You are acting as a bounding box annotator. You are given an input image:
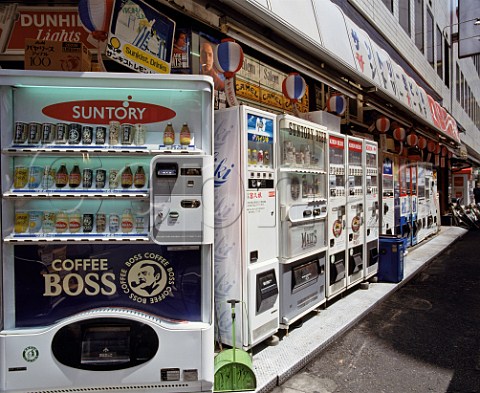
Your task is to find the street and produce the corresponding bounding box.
[271,230,480,393]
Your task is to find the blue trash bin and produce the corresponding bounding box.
[378,235,405,283]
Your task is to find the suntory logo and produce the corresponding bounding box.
[42,97,176,124]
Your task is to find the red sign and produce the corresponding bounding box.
[329,135,344,149]
[348,140,363,152]
[5,7,95,53]
[42,100,176,124]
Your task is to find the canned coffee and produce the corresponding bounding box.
[83,168,93,188]
[134,124,146,145]
[68,123,82,144]
[41,123,56,144]
[55,123,68,144]
[95,169,106,188]
[82,213,94,233]
[109,169,119,189]
[121,123,134,145]
[109,121,120,145]
[95,126,107,144]
[14,122,28,144]
[109,213,119,233]
[82,126,93,144]
[96,213,106,233]
[28,122,42,144]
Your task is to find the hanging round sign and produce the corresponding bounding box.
[282,72,306,103]
[375,116,390,133]
[326,94,347,115]
[392,127,406,141]
[214,39,244,79]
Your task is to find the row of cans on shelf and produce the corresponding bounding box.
[13,121,146,145]
[13,164,147,190]
[14,209,146,234]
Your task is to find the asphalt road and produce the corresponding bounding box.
[271,230,480,393]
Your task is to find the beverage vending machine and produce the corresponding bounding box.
[0,70,215,393]
[363,140,379,280]
[398,157,412,247]
[380,153,395,236]
[424,164,439,238]
[326,132,347,299]
[276,114,327,329]
[346,136,365,288]
[410,163,419,246]
[214,105,279,349]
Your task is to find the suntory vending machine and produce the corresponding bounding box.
[410,163,419,246]
[326,132,347,299]
[425,164,439,238]
[363,140,379,280]
[381,153,395,236]
[214,105,279,349]
[0,70,215,393]
[276,114,327,329]
[398,157,412,247]
[346,136,365,288]
[416,163,428,243]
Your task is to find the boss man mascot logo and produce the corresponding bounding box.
[120,252,175,304]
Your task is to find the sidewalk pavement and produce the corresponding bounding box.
[251,226,469,393]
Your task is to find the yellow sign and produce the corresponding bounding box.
[236,78,261,102]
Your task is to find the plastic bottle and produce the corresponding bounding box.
[134,165,146,188]
[163,122,175,145]
[69,164,81,188]
[55,163,69,188]
[121,164,133,188]
[180,123,191,146]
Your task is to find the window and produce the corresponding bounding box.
[426,9,434,68]
[399,0,411,35]
[381,0,393,12]
[436,26,443,79]
[456,64,460,102]
[444,37,450,87]
[415,0,424,53]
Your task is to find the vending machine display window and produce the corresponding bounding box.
[247,114,274,169]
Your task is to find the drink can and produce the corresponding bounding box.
[109,121,120,145]
[42,166,55,189]
[96,213,106,233]
[14,211,29,233]
[28,122,42,144]
[55,211,69,233]
[14,122,28,144]
[95,126,107,144]
[134,124,146,145]
[109,169,119,189]
[95,169,106,188]
[82,126,93,144]
[109,213,119,233]
[28,211,43,233]
[68,212,82,233]
[135,215,145,233]
[55,123,68,144]
[257,150,264,164]
[83,168,93,188]
[121,123,134,145]
[28,166,43,189]
[82,213,94,233]
[68,123,82,144]
[42,212,56,233]
[14,166,29,188]
[41,123,56,144]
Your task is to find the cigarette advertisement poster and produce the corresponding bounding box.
[171,27,191,73]
[106,0,175,74]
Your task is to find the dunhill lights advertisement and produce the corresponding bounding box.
[14,244,202,327]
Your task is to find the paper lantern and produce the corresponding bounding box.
[406,132,418,147]
[326,94,347,115]
[441,146,448,157]
[214,39,244,79]
[392,127,406,141]
[426,140,436,153]
[376,117,390,133]
[434,143,441,155]
[78,0,113,41]
[417,136,428,150]
[282,73,306,103]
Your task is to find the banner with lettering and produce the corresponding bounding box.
[14,243,202,327]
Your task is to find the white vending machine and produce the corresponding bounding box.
[364,140,379,280]
[381,153,395,236]
[0,70,215,393]
[214,105,279,349]
[399,157,412,247]
[346,136,365,288]
[276,114,327,329]
[416,163,429,243]
[326,132,347,299]
[410,163,419,246]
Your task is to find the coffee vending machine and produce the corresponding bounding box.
[381,153,395,236]
[398,157,412,247]
[416,163,428,243]
[326,132,347,299]
[346,136,365,288]
[276,114,327,329]
[363,140,379,280]
[424,164,439,238]
[0,70,215,393]
[214,105,279,349]
[410,163,419,246]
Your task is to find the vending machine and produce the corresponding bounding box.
[381,153,395,236]
[0,70,215,393]
[214,105,279,349]
[363,140,379,280]
[424,164,439,238]
[276,114,327,329]
[410,163,419,246]
[398,157,412,247]
[326,132,347,299]
[346,136,365,288]
[416,163,428,243]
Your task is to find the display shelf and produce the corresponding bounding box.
[4,233,150,243]
[3,190,149,198]
[279,167,327,174]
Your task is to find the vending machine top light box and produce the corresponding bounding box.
[0,70,215,393]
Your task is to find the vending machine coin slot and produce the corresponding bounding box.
[256,269,279,314]
[250,250,258,262]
